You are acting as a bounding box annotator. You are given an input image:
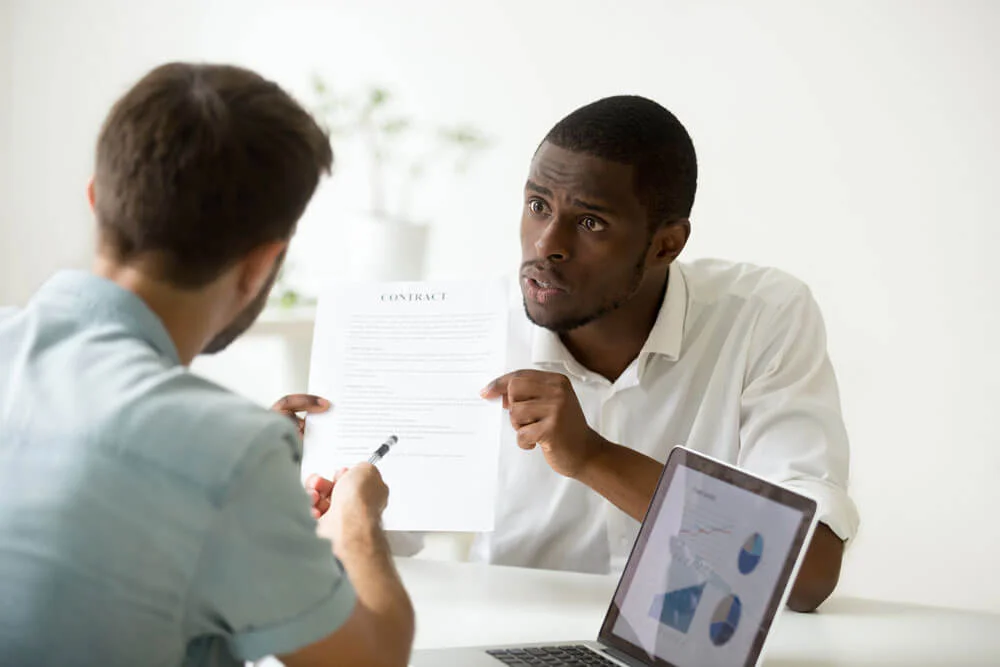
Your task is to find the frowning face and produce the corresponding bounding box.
[520,142,654,332]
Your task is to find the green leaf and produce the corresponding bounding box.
[439,125,489,148]
[370,87,390,107]
[380,118,411,134]
[280,290,300,308]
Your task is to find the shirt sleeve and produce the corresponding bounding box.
[185,434,357,662]
[739,283,860,543]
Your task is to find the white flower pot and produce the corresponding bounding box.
[345,218,429,281]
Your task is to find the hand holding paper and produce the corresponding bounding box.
[271,393,330,438]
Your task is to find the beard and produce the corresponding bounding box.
[524,245,648,333]
[201,253,284,355]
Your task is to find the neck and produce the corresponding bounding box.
[559,266,669,382]
[93,256,226,366]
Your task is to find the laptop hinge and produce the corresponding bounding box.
[598,642,649,667]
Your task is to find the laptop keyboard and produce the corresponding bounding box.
[487,645,619,666]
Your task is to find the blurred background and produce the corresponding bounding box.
[1,0,997,613]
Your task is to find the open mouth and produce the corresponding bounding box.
[529,277,558,289]
[524,277,568,304]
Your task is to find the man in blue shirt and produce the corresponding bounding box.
[0,62,413,666]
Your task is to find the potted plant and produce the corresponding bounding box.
[310,76,489,282]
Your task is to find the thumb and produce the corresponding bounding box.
[479,374,510,400]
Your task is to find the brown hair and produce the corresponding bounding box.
[93,62,333,287]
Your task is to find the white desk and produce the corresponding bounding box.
[397,557,1000,666]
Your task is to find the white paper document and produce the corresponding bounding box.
[302,279,509,532]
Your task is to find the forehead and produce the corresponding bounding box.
[527,142,641,209]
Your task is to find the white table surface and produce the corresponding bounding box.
[396,557,1000,666]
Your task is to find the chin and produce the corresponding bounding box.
[523,300,578,333]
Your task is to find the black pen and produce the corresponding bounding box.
[368,435,398,465]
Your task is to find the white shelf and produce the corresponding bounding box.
[258,304,317,323]
[249,305,317,336]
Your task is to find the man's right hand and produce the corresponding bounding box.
[331,463,388,516]
[322,464,390,551]
[283,462,413,667]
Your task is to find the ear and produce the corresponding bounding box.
[235,241,288,300]
[647,218,690,267]
[86,177,96,212]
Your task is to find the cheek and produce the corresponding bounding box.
[578,245,640,283]
[520,216,538,252]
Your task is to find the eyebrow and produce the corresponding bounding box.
[525,180,553,197]
[525,180,616,215]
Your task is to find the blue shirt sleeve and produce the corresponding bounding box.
[184,433,356,661]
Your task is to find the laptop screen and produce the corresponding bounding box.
[599,448,817,667]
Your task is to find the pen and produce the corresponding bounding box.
[368,435,398,465]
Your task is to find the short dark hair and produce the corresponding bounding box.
[94,62,333,287]
[543,95,697,227]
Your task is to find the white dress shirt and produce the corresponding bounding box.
[395,258,859,575]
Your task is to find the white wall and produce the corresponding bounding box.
[2,0,998,612]
[0,1,12,264]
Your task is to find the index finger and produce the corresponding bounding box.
[479,373,515,400]
[479,370,559,399]
[273,394,331,414]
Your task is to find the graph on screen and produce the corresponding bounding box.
[675,487,735,575]
[738,533,764,575]
[649,582,706,633]
[612,463,809,667]
[709,594,742,646]
[648,484,742,636]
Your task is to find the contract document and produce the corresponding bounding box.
[302,279,509,531]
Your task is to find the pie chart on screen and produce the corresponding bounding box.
[738,532,764,574]
[709,595,742,646]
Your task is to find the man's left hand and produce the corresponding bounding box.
[305,469,347,519]
[480,369,607,479]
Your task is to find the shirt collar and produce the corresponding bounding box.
[32,270,182,365]
[637,260,687,361]
[531,262,688,372]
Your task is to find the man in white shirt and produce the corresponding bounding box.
[303,95,857,612]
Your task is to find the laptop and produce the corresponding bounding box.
[410,446,818,667]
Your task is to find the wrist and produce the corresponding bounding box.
[332,505,386,557]
[572,429,612,482]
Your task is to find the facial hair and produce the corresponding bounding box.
[524,244,648,333]
[201,254,284,355]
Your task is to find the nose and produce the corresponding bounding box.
[534,218,572,263]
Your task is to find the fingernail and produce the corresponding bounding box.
[318,398,331,408]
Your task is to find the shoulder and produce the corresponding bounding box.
[680,258,811,304]
[109,369,301,504]
[678,258,817,323]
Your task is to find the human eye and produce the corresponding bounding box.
[526,198,549,216]
[579,216,607,232]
